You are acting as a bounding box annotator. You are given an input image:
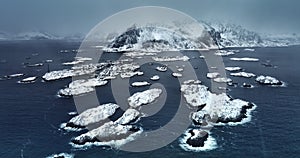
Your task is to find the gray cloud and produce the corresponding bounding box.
[0,0,299,35]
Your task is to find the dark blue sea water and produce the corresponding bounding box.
[0,40,299,158]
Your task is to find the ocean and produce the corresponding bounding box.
[0,40,299,158]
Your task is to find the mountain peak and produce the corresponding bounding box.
[104,25,210,52]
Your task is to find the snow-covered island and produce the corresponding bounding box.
[128,88,162,108]
[115,108,141,125]
[42,63,106,81]
[242,83,254,88]
[179,129,217,152]
[225,67,242,72]
[214,50,235,56]
[150,75,160,81]
[71,121,142,148]
[61,103,119,131]
[172,72,183,78]
[213,77,232,83]
[8,73,25,78]
[69,88,164,148]
[131,81,151,87]
[156,66,168,72]
[230,72,256,78]
[206,72,220,79]
[58,78,108,97]
[180,79,256,151]
[255,75,284,86]
[152,56,190,62]
[181,80,256,125]
[18,76,37,83]
[230,57,259,62]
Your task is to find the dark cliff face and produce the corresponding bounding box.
[109,27,141,49]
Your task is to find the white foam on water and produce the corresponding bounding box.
[46,152,74,158]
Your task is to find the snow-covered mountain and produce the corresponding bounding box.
[0,31,84,41]
[104,22,300,52]
[104,25,213,52]
[262,33,300,47]
[203,22,263,48]
[203,22,300,48]
[14,31,60,40]
[0,32,9,41]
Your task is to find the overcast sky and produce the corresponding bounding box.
[0,0,299,35]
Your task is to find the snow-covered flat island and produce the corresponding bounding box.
[42,63,105,81]
[230,72,256,78]
[230,57,259,62]
[152,55,190,62]
[225,67,242,72]
[61,103,119,131]
[256,75,284,86]
[58,78,108,97]
[131,81,151,87]
[18,76,37,83]
[172,72,183,78]
[214,50,235,56]
[213,77,232,83]
[150,75,160,81]
[70,121,142,148]
[155,66,167,72]
[128,88,162,108]
[206,72,220,79]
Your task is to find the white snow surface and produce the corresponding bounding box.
[180,83,210,107]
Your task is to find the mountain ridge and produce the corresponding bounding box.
[1,22,300,49]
